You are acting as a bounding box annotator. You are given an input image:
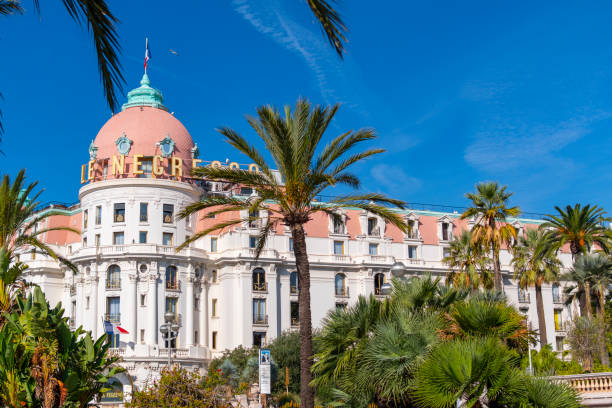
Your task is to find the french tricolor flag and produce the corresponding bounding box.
[104,320,129,335]
[144,38,151,72]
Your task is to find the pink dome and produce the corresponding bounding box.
[94,106,194,160]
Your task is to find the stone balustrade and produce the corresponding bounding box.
[550,372,612,407]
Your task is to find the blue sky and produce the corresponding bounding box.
[1,0,611,216]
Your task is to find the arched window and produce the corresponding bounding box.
[335,273,347,296]
[166,266,178,290]
[290,272,299,294]
[106,265,121,289]
[253,268,266,292]
[374,273,385,295]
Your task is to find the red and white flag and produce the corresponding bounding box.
[144,38,151,72]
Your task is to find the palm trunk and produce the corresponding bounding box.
[492,244,502,292]
[291,224,314,408]
[584,282,593,318]
[597,292,610,367]
[535,283,548,347]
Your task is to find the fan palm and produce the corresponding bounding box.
[443,230,492,291]
[178,99,407,408]
[511,228,562,347]
[461,182,520,291]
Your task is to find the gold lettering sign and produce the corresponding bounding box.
[81,164,87,184]
[171,157,183,177]
[229,161,240,170]
[192,159,202,169]
[248,163,260,173]
[153,155,164,176]
[87,160,95,181]
[133,154,143,175]
[112,155,125,175]
[211,160,221,168]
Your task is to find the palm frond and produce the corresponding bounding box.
[306,0,348,58]
[0,0,22,16]
[61,0,124,112]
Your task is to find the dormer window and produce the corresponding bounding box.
[333,216,345,234]
[367,217,379,236]
[248,210,259,228]
[442,223,450,241]
[406,218,418,239]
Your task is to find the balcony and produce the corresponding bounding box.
[553,294,565,304]
[252,282,268,293]
[105,279,121,290]
[333,254,350,262]
[335,287,350,298]
[104,313,121,324]
[518,292,530,304]
[290,286,299,295]
[253,315,268,326]
[108,348,126,356]
[555,321,569,334]
[166,281,180,291]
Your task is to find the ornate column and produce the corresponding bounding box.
[199,280,208,347]
[128,273,138,344]
[76,275,85,328]
[146,269,158,345]
[185,275,195,346]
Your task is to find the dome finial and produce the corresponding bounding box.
[121,73,167,111]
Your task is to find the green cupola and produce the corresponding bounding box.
[121,73,168,111]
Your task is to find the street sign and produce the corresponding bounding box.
[259,348,271,395]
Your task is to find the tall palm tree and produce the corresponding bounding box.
[568,254,611,367]
[562,258,593,317]
[461,182,520,291]
[511,228,562,347]
[178,99,407,408]
[541,204,611,261]
[0,170,77,269]
[443,229,492,291]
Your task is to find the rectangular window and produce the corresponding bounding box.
[95,234,100,247]
[442,223,449,241]
[165,297,177,319]
[333,240,344,255]
[140,203,148,222]
[369,243,378,255]
[248,210,259,228]
[140,294,146,307]
[113,232,124,245]
[83,209,88,229]
[113,203,125,223]
[82,237,87,248]
[333,217,344,234]
[85,296,90,309]
[253,332,266,347]
[408,245,417,259]
[139,158,153,178]
[442,247,450,259]
[241,187,253,195]
[163,204,174,224]
[290,301,299,326]
[249,236,258,249]
[554,309,562,331]
[212,331,218,349]
[407,219,418,239]
[212,298,218,317]
[212,270,217,283]
[368,218,378,235]
[106,297,120,323]
[556,336,564,352]
[139,231,147,244]
[210,237,218,252]
[140,329,145,344]
[253,299,266,324]
[289,238,294,252]
[162,232,173,246]
[95,206,102,225]
[194,330,199,344]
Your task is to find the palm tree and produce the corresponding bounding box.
[461,182,520,291]
[568,254,611,367]
[178,99,407,408]
[563,259,592,317]
[0,170,77,269]
[443,229,492,291]
[306,0,348,57]
[511,228,562,347]
[541,204,611,260]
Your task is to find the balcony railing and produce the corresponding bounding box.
[335,287,350,298]
[553,293,565,304]
[333,254,349,262]
[253,315,268,325]
[550,372,612,394]
[555,321,569,333]
[253,282,267,293]
[291,317,299,327]
[105,279,121,290]
[518,292,530,303]
[104,313,121,323]
[166,281,180,291]
[290,286,299,295]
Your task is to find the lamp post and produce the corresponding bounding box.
[380,262,407,296]
[159,311,181,368]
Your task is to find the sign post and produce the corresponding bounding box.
[259,348,271,405]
